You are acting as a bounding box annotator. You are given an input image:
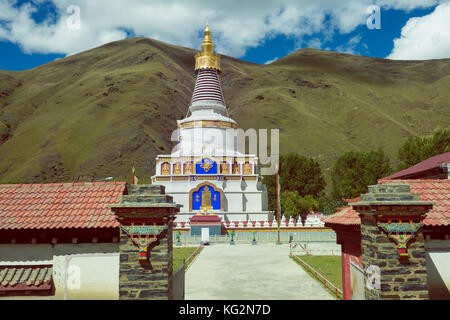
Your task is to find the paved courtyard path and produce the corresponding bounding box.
[185,243,335,300]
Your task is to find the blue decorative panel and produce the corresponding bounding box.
[195,158,217,174]
[192,184,221,210]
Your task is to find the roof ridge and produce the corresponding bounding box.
[382,151,450,180]
[0,181,127,189]
[380,179,450,184]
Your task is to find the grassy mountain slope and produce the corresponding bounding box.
[0,37,449,189]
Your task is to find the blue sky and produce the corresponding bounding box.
[242,6,436,64]
[0,1,449,71]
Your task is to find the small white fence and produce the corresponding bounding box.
[173,214,326,230]
[289,241,341,256]
[174,231,337,244]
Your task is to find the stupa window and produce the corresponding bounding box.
[220,162,230,174]
[232,162,240,174]
[173,162,181,175]
[161,162,171,175]
[183,162,193,174]
[243,162,252,175]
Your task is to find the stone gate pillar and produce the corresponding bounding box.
[110,184,180,300]
[352,183,434,300]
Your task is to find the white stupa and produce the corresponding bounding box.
[151,24,272,225]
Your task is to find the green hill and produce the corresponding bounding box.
[0,37,449,190]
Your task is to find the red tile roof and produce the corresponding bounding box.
[0,265,53,289]
[0,182,126,230]
[321,206,361,226]
[322,179,450,227]
[383,151,450,180]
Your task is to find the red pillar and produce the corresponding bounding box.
[341,242,352,300]
[325,224,362,300]
[335,230,362,300]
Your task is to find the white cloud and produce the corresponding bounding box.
[387,2,450,60]
[0,0,446,59]
[0,0,17,20]
[307,38,323,49]
[328,2,370,34]
[335,35,363,54]
[378,0,439,11]
[264,57,278,64]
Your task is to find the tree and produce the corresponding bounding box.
[298,195,319,226]
[318,195,347,215]
[397,127,450,170]
[331,149,392,200]
[280,191,299,219]
[263,153,326,211]
[281,191,319,226]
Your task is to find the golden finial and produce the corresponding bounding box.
[132,166,138,185]
[195,23,221,72]
[203,24,211,44]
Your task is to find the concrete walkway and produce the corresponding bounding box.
[185,243,335,300]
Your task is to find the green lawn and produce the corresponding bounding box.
[173,247,198,272]
[291,255,342,291]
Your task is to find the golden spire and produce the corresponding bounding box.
[203,23,212,46]
[195,24,221,72]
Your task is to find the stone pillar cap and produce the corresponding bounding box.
[351,183,436,208]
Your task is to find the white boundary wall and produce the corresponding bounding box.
[425,239,450,299]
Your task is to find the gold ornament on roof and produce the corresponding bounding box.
[195,24,221,72]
